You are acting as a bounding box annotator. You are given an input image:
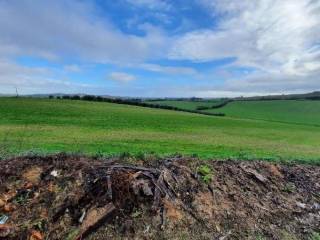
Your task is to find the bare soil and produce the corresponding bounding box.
[0,154,319,239]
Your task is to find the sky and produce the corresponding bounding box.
[0,0,319,97]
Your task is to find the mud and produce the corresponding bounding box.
[0,154,319,239]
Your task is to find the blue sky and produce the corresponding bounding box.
[0,0,319,97]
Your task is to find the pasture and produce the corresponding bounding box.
[144,99,222,110]
[203,100,320,126]
[0,98,320,163]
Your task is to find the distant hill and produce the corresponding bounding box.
[234,91,320,101]
[1,91,320,101]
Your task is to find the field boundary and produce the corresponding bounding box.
[54,95,226,117]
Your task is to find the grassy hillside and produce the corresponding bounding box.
[204,100,320,126]
[0,98,320,163]
[145,100,221,111]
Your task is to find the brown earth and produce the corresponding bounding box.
[0,154,319,240]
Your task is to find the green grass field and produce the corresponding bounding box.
[0,98,320,163]
[204,100,320,126]
[145,100,221,110]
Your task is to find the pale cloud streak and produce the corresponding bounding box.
[126,0,171,10]
[64,64,81,73]
[0,59,92,94]
[109,72,136,83]
[139,63,197,75]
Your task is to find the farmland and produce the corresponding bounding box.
[0,97,320,163]
[203,100,320,126]
[145,99,222,111]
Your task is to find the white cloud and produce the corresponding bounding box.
[109,72,136,83]
[0,59,92,94]
[170,0,320,81]
[126,0,171,10]
[0,0,170,63]
[0,0,319,97]
[64,64,81,72]
[139,63,197,75]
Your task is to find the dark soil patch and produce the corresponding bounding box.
[0,154,319,239]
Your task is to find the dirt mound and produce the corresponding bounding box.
[0,154,319,239]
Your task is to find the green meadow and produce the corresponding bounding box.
[145,99,222,110]
[204,100,320,126]
[0,97,320,164]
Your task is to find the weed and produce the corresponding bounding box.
[283,183,296,193]
[280,230,298,240]
[119,152,132,159]
[131,210,142,218]
[13,190,33,205]
[197,164,213,184]
[256,235,266,240]
[136,151,146,160]
[310,232,320,240]
[33,219,46,231]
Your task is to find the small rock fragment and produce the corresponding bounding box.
[50,170,59,177]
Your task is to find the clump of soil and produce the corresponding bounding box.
[0,154,319,239]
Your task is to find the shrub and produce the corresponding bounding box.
[310,232,320,240]
[197,164,213,184]
[71,95,80,100]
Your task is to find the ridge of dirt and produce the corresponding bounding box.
[0,154,319,239]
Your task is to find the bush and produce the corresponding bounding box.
[71,95,80,100]
[310,232,320,240]
[197,164,213,184]
[82,95,96,101]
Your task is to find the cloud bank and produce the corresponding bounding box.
[0,0,319,96]
[170,0,320,94]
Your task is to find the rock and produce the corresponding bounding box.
[50,170,59,177]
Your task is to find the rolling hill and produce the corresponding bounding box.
[0,97,319,163]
